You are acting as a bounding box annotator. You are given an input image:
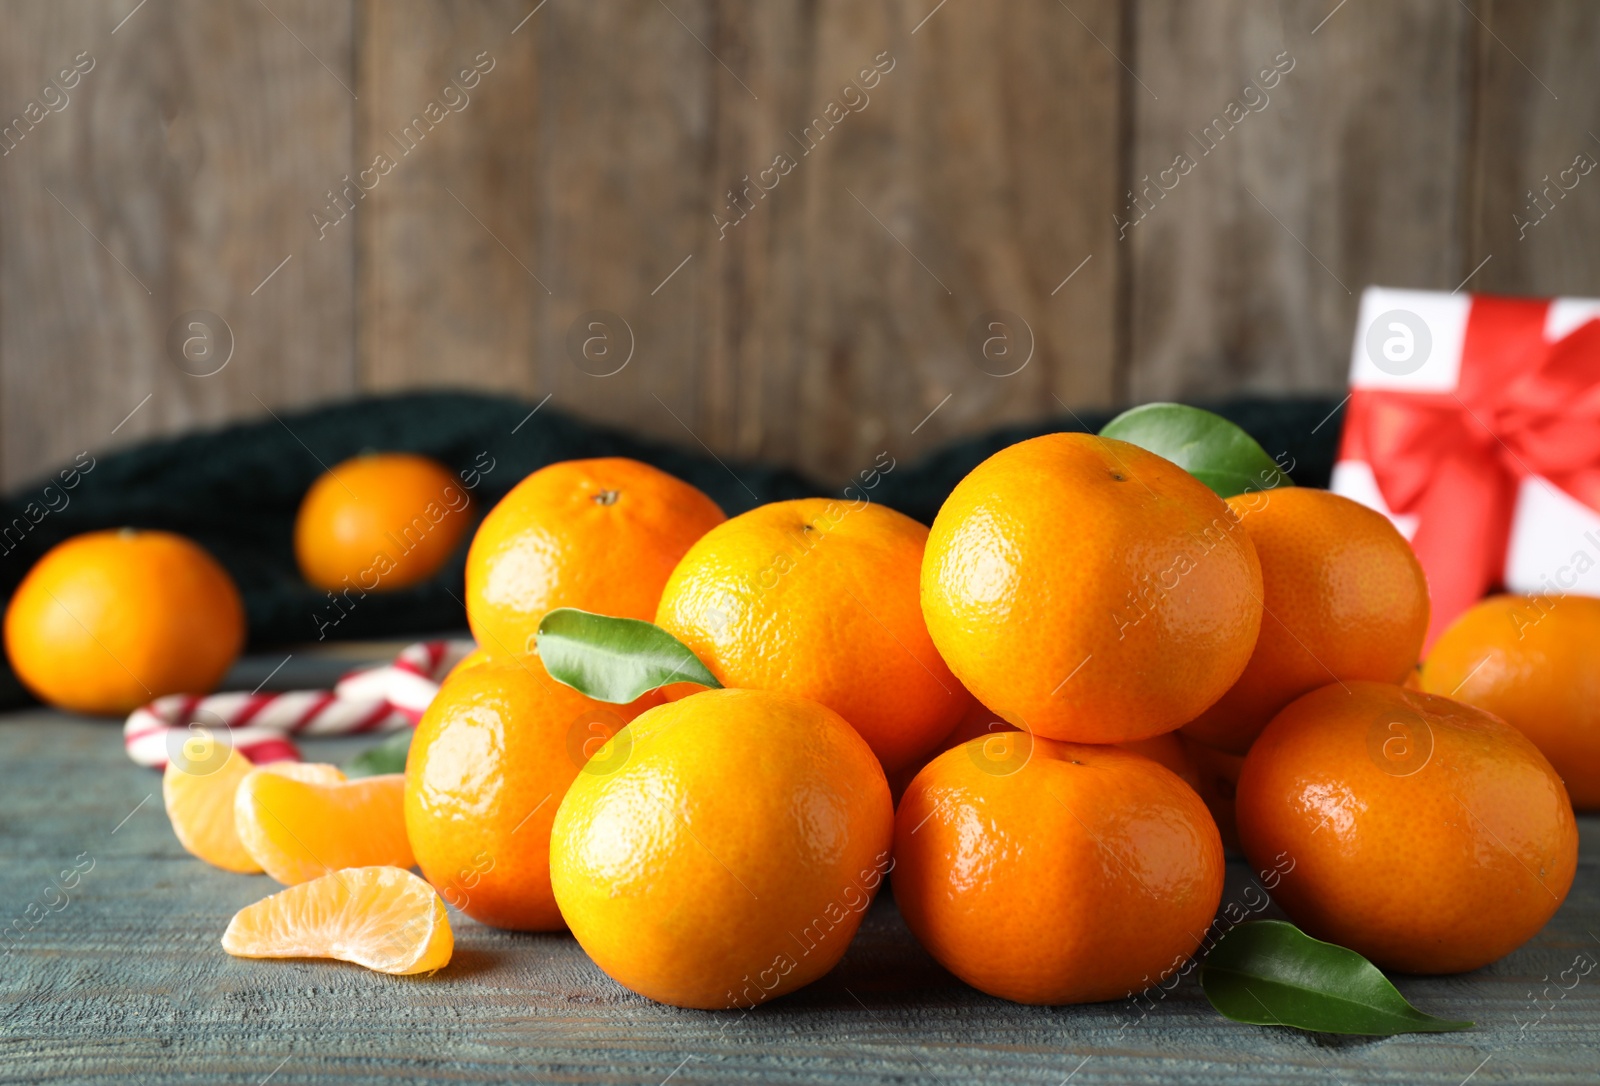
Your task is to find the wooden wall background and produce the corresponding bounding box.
[0,0,1594,489]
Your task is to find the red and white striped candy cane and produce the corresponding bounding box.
[124,639,475,770]
[333,639,473,722]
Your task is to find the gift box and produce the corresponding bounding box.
[1331,286,1600,646]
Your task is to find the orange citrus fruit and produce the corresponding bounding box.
[1236,681,1577,974]
[894,736,1224,1004]
[921,433,1262,744]
[294,452,471,592]
[442,645,496,683]
[1180,736,1245,852]
[5,528,244,715]
[164,749,341,873]
[466,458,724,657]
[655,498,968,772]
[550,689,894,1010]
[935,698,1012,752]
[234,764,413,885]
[1181,488,1430,754]
[405,654,661,930]
[888,703,1200,804]
[1420,594,1600,809]
[223,866,452,975]
[1119,730,1202,792]
[886,696,1002,801]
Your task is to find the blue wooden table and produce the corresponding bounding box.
[3,648,1597,1085]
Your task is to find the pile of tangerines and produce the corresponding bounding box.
[4,418,1593,1014]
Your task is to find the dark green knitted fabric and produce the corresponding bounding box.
[0,390,1343,708]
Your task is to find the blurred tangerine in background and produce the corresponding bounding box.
[4,528,244,714]
[294,452,472,593]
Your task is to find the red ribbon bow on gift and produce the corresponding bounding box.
[1340,295,1600,646]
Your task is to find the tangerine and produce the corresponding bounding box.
[1180,736,1245,852]
[1236,681,1577,973]
[405,654,661,930]
[5,528,244,715]
[1420,594,1600,809]
[894,736,1224,1003]
[1119,730,1201,792]
[466,458,724,657]
[442,645,496,683]
[886,696,1007,801]
[921,433,1262,744]
[550,688,893,1010]
[1181,488,1429,754]
[656,498,968,772]
[888,703,1201,804]
[294,452,471,592]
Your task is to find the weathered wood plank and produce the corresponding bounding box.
[0,0,357,489]
[527,0,719,463]
[356,0,542,397]
[884,0,1122,450]
[1123,0,1476,400]
[1,697,1597,1084]
[1465,0,1600,298]
[3,1,1597,495]
[358,0,719,468]
[356,0,1123,488]
[705,0,1123,482]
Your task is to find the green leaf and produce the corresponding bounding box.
[1200,920,1474,1036]
[535,607,722,704]
[345,728,413,778]
[1099,403,1293,498]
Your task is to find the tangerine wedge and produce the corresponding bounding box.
[234,765,413,885]
[222,865,452,975]
[163,750,342,874]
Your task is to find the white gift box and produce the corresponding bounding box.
[1331,286,1600,638]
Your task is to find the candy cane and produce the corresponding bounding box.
[333,639,470,721]
[124,639,476,770]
